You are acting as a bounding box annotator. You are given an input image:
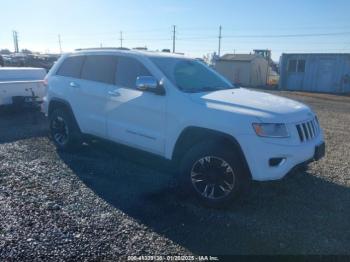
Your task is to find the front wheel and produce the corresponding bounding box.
[179,141,250,208]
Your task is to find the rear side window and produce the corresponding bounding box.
[116,57,152,88]
[81,55,117,84]
[56,56,85,78]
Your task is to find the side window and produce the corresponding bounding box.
[297,60,306,73]
[116,57,152,89]
[288,60,297,73]
[56,56,85,78]
[288,59,306,73]
[81,55,117,84]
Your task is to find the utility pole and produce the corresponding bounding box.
[58,34,62,54]
[119,31,123,48]
[13,30,19,53]
[218,25,222,57]
[172,25,176,53]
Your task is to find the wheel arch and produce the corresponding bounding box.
[48,98,81,132]
[172,126,252,179]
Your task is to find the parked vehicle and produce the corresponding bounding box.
[43,49,325,207]
[3,54,60,71]
[0,55,4,67]
[0,67,47,107]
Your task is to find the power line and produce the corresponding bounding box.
[173,24,350,32]
[4,26,350,56]
[20,30,350,42]
[176,31,350,41]
[124,37,170,41]
[223,31,350,38]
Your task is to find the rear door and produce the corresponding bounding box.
[54,55,85,117]
[76,54,117,138]
[106,56,166,155]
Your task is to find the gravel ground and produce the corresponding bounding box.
[0,91,350,260]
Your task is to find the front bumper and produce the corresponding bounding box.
[238,132,325,181]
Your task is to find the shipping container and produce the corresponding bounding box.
[279,53,350,94]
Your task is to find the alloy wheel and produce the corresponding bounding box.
[190,156,235,200]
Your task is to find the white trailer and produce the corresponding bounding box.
[0,67,46,106]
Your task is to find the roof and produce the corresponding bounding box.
[72,48,191,59]
[218,53,262,62]
[281,53,350,57]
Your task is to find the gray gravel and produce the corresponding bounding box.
[0,91,350,260]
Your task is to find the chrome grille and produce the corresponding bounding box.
[296,117,319,142]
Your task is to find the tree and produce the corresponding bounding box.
[21,49,32,54]
[203,52,219,66]
[0,49,11,55]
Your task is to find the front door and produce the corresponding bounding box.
[106,56,166,155]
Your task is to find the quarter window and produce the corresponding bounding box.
[56,56,85,78]
[81,55,117,84]
[116,57,152,88]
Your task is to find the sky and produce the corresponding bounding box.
[1,0,350,60]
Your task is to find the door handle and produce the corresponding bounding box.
[108,90,121,97]
[70,81,80,88]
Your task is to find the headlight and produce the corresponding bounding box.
[252,123,289,138]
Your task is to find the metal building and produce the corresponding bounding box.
[214,54,269,87]
[279,53,350,94]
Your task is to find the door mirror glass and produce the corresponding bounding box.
[136,76,165,95]
[136,76,158,90]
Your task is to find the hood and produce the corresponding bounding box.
[188,88,313,123]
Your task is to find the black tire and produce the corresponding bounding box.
[179,140,250,208]
[49,108,82,151]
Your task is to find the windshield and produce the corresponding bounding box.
[150,57,235,93]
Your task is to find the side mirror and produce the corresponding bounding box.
[136,76,165,95]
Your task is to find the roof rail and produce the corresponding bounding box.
[74,47,130,51]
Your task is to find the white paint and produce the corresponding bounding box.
[44,49,325,181]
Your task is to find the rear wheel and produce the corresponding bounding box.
[179,141,250,208]
[49,108,82,151]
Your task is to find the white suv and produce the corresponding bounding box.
[43,48,325,207]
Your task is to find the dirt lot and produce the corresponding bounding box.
[0,91,349,260]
